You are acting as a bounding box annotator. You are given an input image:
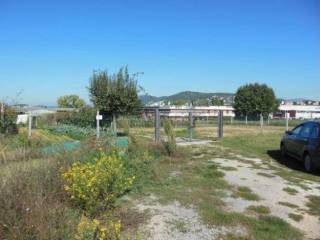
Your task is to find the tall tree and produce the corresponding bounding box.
[233,83,279,119]
[57,95,85,108]
[88,66,142,133]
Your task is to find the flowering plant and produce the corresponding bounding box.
[63,151,135,212]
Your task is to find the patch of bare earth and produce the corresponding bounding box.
[211,157,320,240]
[134,194,246,240]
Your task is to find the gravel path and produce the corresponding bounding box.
[211,157,320,240]
[134,194,246,240]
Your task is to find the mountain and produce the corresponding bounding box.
[140,91,234,105]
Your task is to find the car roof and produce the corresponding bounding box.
[301,120,320,125]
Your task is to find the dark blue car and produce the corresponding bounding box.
[280,121,320,172]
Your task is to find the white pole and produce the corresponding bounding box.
[28,113,32,138]
[260,114,263,129]
[285,111,289,131]
[96,110,100,139]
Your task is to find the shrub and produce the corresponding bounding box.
[75,215,121,240]
[63,151,135,213]
[162,119,176,156]
[56,108,97,128]
[0,105,18,135]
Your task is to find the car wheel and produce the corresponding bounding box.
[280,143,287,157]
[304,154,314,172]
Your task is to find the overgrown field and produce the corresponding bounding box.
[1,123,319,239]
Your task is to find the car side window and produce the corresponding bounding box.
[300,124,313,138]
[310,125,320,138]
[292,125,302,135]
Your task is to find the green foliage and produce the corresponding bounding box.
[63,151,135,213]
[0,104,18,135]
[162,120,177,156]
[88,66,142,117]
[234,83,279,117]
[211,97,224,106]
[48,124,98,139]
[57,95,86,108]
[56,108,97,128]
[75,216,121,240]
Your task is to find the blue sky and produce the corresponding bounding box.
[0,0,319,105]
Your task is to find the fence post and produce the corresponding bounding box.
[230,116,233,125]
[154,107,160,142]
[28,113,32,138]
[217,110,223,138]
[245,115,248,125]
[188,111,193,141]
[260,114,263,129]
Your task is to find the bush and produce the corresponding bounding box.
[63,151,135,213]
[75,215,121,240]
[162,120,177,156]
[56,108,97,128]
[0,105,18,135]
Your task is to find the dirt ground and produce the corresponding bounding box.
[132,141,320,240]
[212,156,320,240]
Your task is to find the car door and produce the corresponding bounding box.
[286,124,303,155]
[294,123,313,159]
[309,124,320,157]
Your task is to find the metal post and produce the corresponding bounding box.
[188,111,193,141]
[218,110,223,138]
[96,110,100,139]
[285,111,289,131]
[230,116,233,125]
[245,115,248,125]
[28,113,32,138]
[260,114,263,129]
[154,107,160,142]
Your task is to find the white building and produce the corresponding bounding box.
[277,105,320,119]
[143,106,235,119]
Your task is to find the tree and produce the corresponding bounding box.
[211,97,224,106]
[88,66,142,133]
[233,83,279,119]
[57,95,85,108]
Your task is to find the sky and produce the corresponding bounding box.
[0,0,319,105]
